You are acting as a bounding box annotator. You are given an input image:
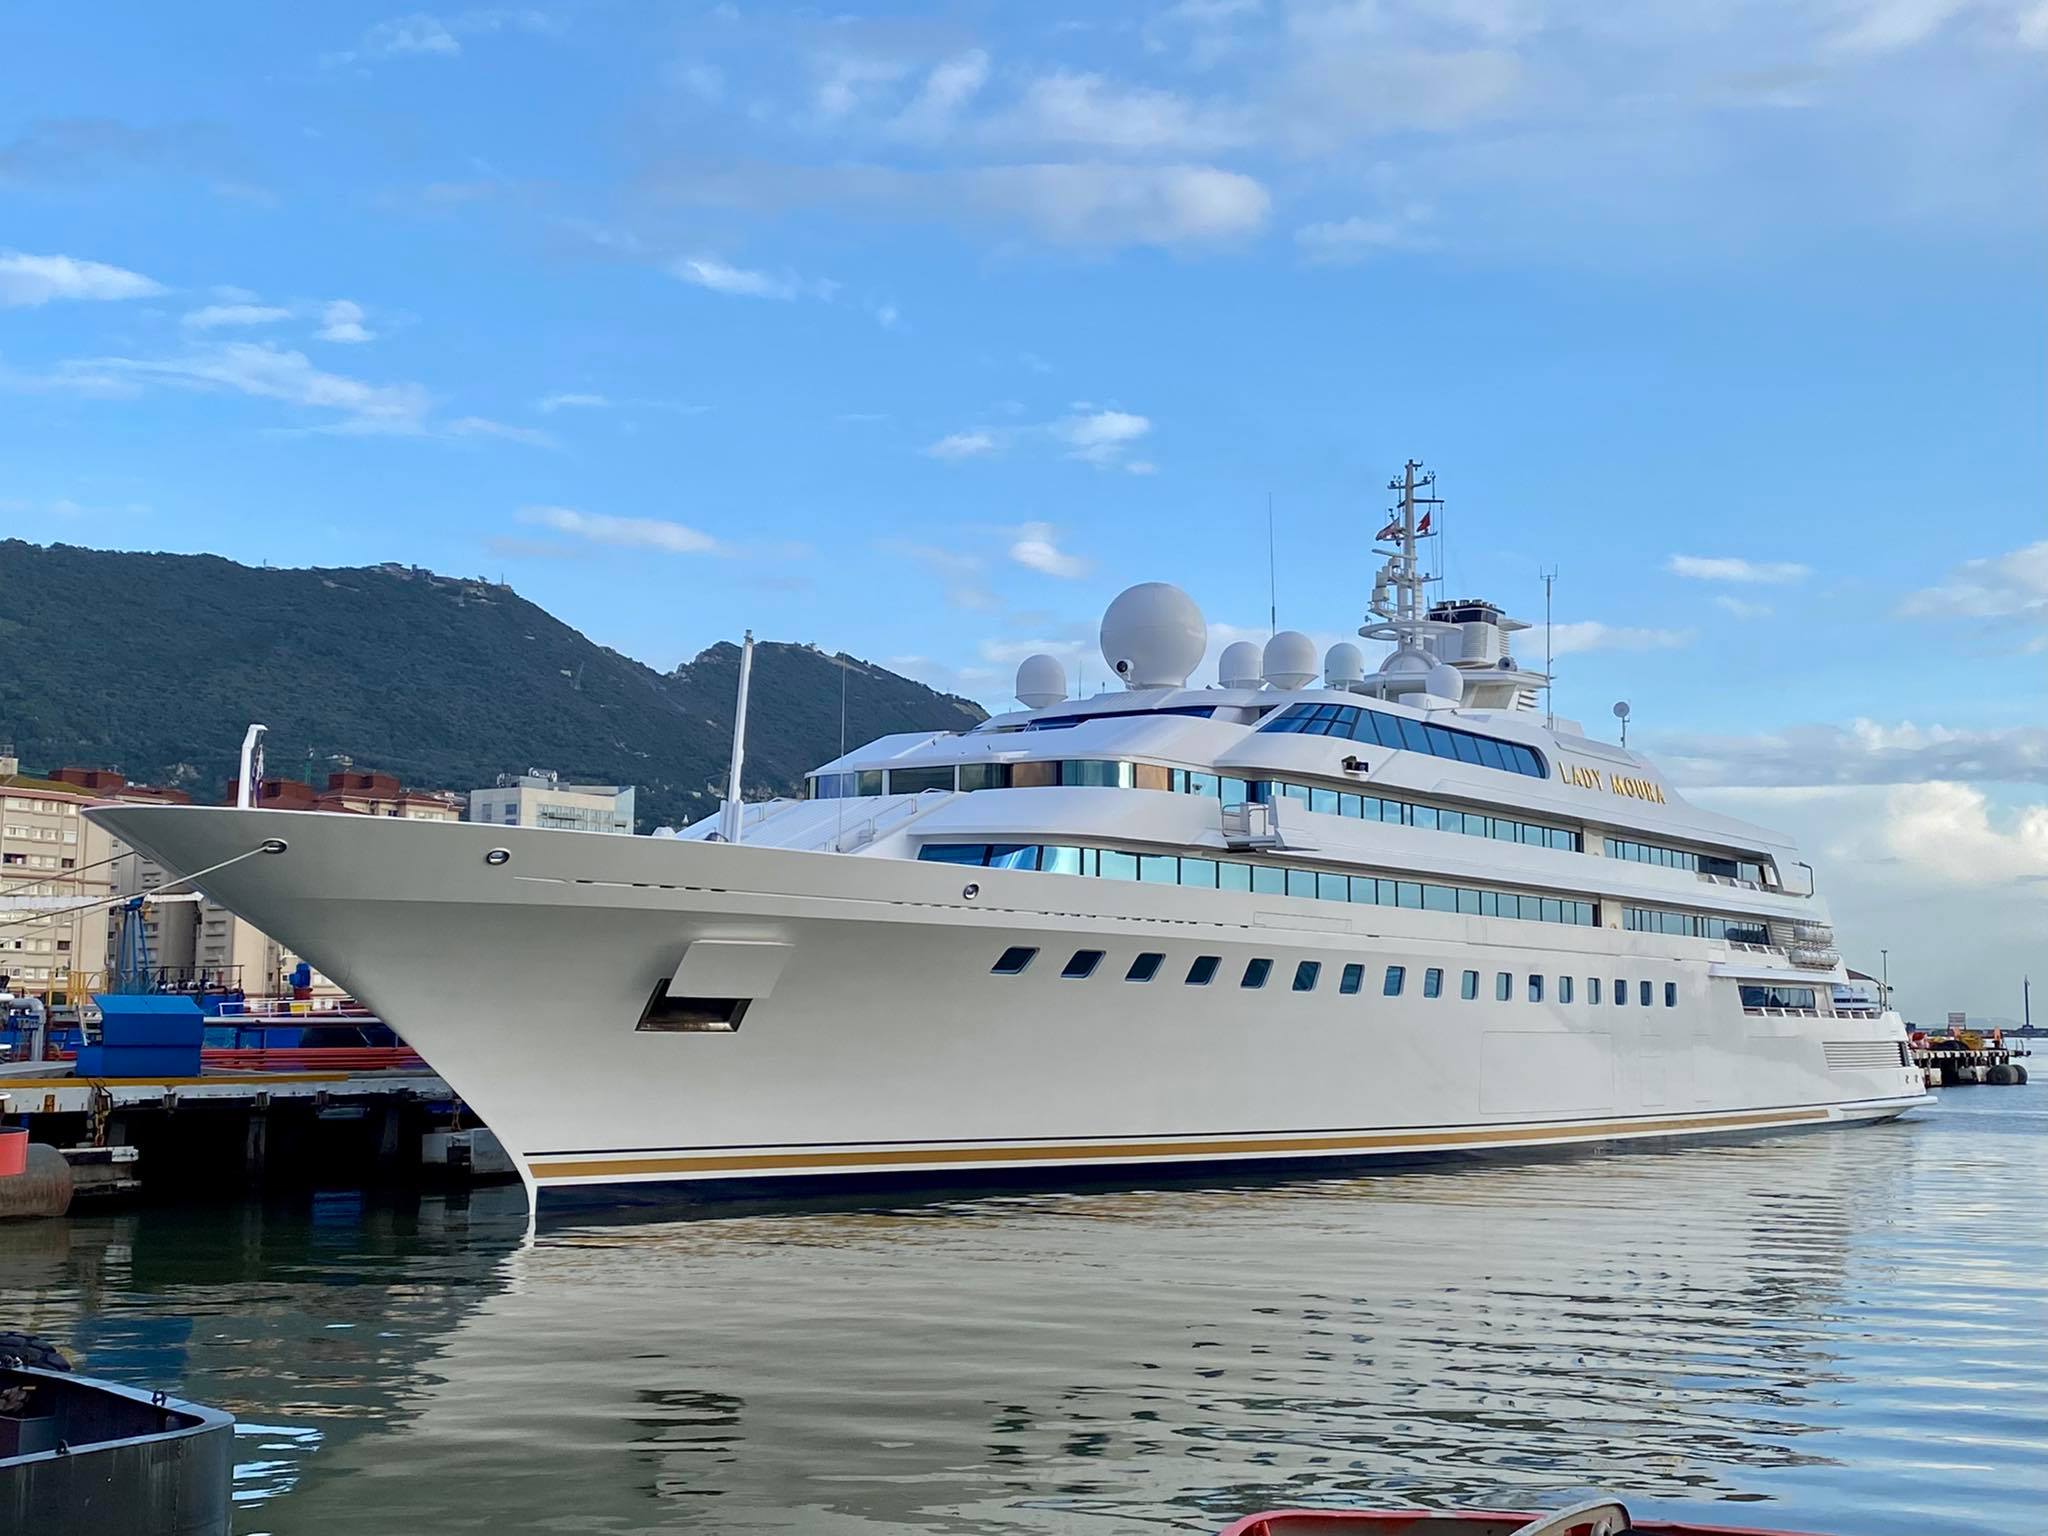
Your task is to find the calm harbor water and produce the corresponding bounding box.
[7,1086,2044,1536]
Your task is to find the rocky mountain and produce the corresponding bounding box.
[0,541,985,831]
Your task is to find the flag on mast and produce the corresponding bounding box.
[1417,511,1433,535]
[1375,517,1401,541]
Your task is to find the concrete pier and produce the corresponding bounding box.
[0,1069,517,1206]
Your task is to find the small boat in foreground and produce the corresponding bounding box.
[1221,1498,1822,1536]
[0,1343,233,1536]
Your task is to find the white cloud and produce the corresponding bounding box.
[1294,205,1433,262]
[1009,521,1091,579]
[668,256,833,301]
[0,250,164,307]
[1881,780,2048,885]
[1827,0,1969,53]
[76,341,430,435]
[892,49,990,137]
[536,391,608,412]
[1055,408,1151,466]
[183,302,292,329]
[447,415,555,447]
[516,505,720,554]
[1125,459,1158,475]
[966,162,1269,246]
[673,61,725,103]
[1666,554,1812,583]
[878,539,994,608]
[1547,621,1694,656]
[1899,540,2048,628]
[1652,718,2048,789]
[812,51,913,120]
[332,9,558,65]
[316,299,375,343]
[995,71,1248,152]
[924,430,998,460]
[1713,595,1773,619]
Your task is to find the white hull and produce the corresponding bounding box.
[89,806,1931,1214]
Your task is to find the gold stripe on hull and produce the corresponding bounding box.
[530,1105,1839,1184]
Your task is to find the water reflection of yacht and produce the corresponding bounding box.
[86,461,1927,1216]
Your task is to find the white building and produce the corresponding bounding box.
[468,770,636,835]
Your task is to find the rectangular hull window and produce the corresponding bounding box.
[637,988,750,1033]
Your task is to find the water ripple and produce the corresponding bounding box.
[5,1088,2042,1535]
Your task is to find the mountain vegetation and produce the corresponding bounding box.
[0,541,986,830]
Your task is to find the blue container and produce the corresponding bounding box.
[93,995,204,1051]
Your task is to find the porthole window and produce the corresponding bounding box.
[1063,949,1105,979]
[992,946,1037,975]
[1383,965,1406,997]
[1292,960,1321,992]
[1126,952,1164,983]
[1242,957,1273,989]
[1339,963,1364,995]
[1187,955,1220,986]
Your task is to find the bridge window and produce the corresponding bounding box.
[1383,965,1406,997]
[1259,703,1547,778]
[1126,952,1164,983]
[1187,955,1220,986]
[1062,950,1104,979]
[1423,967,1443,999]
[887,766,956,795]
[1528,975,1544,1003]
[1339,963,1364,995]
[1461,969,1479,1000]
[1495,972,1512,1001]
[1639,980,1653,1007]
[991,947,1037,975]
[1614,978,1627,1005]
[1293,961,1321,993]
[1665,981,1678,1007]
[1587,977,1602,1004]
[1242,958,1273,989]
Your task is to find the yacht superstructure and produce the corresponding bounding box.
[86,463,1928,1214]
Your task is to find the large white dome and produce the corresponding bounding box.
[1015,653,1068,710]
[1099,582,1207,690]
[1218,640,1264,690]
[1324,642,1365,688]
[1263,630,1318,690]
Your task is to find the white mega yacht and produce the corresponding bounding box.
[87,463,1928,1214]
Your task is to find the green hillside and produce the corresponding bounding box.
[0,541,985,830]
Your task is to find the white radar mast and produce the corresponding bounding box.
[1354,459,1550,712]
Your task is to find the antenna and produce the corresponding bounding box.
[1266,492,1277,637]
[719,630,755,844]
[1541,566,1559,730]
[836,649,848,850]
[1612,699,1631,748]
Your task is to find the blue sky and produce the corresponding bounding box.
[2,2,2043,1018]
